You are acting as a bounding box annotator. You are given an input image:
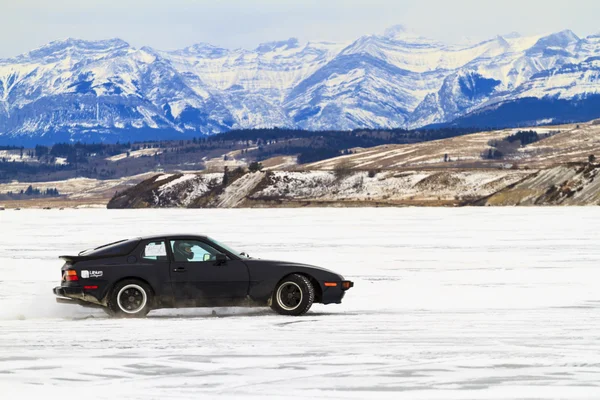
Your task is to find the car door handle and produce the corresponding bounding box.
[173,267,186,273]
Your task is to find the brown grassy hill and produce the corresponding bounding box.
[478,162,600,206]
[302,120,600,171]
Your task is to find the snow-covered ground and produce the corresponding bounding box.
[1,208,599,399]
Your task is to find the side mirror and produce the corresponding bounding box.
[215,253,227,265]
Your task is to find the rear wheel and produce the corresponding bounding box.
[270,274,314,316]
[107,279,153,318]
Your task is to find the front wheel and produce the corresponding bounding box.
[107,279,153,318]
[270,274,314,316]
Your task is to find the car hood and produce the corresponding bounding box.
[243,259,342,278]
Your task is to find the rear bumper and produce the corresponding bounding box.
[53,286,83,297]
[53,286,103,308]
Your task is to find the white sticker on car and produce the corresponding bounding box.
[80,270,102,279]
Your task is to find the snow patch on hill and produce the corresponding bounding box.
[250,170,529,204]
[127,168,531,208]
[153,173,222,207]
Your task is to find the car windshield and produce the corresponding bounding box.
[208,237,249,258]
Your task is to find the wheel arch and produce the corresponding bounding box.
[102,276,156,304]
[275,272,323,304]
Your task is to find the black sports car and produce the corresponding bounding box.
[52,234,354,317]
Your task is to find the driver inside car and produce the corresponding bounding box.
[175,241,195,261]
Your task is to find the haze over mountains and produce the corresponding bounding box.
[1,25,600,144]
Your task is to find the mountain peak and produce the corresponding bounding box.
[185,42,222,51]
[556,29,580,41]
[255,38,300,53]
[382,25,424,41]
[500,32,522,40]
[536,30,580,47]
[526,29,581,55]
[380,24,439,46]
[172,42,229,57]
[0,26,598,145]
[17,38,130,60]
[383,25,410,38]
[42,37,128,50]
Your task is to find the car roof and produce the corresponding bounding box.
[78,234,212,257]
[137,233,210,241]
[71,234,241,260]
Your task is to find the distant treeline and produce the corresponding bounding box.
[227,128,480,164]
[505,130,541,146]
[203,126,484,144]
[3,126,484,156]
[0,126,489,179]
[34,142,131,161]
[2,142,131,162]
[0,161,71,178]
[0,141,130,181]
[0,145,22,151]
[207,126,485,164]
[482,130,557,160]
[0,185,60,200]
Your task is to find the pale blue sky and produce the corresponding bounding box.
[3,0,598,57]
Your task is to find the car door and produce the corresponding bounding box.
[135,239,175,305]
[168,239,250,306]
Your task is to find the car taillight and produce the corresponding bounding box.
[65,270,78,281]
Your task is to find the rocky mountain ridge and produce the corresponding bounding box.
[2,26,600,144]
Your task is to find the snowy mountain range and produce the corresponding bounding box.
[1,25,600,145]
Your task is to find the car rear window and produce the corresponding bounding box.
[79,238,141,257]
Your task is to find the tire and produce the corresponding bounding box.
[270,274,314,316]
[107,279,153,318]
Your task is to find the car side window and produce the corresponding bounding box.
[142,241,168,261]
[170,240,223,263]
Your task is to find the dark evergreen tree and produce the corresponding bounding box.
[222,166,229,187]
[248,162,263,172]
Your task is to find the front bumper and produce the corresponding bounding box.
[321,280,354,304]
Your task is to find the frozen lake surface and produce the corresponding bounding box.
[1,207,599,399]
